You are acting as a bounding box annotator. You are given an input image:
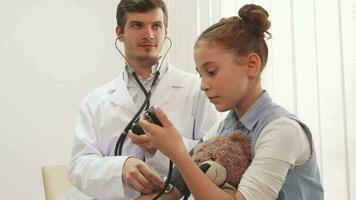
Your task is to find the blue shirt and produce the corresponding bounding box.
[217,91,324,200]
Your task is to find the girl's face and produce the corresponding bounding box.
[194,41,251,112]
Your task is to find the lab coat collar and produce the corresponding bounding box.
[110,63,186,113]
[123,57,169,85]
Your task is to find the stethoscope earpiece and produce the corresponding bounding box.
[117,36,123,42]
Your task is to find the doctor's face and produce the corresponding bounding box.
[116,8,166,64]
[194,41,250,112]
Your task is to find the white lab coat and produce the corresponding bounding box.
[67,63,219,200]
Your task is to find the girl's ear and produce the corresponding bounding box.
[246,53,261,78]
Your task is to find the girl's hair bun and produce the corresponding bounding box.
[238,4,271,37]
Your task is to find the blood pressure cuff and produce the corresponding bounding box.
[170,161,213,197]
[170,166,191,197]
[170,144,209,197]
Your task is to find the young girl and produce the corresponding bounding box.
[138,4,324,200]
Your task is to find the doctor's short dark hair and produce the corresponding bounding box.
[116,0,168,32]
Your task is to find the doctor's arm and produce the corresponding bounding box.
[68,102,162,199]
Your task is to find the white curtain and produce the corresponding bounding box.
[167,0,356,199]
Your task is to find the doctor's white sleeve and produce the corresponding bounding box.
[68,102,136,200]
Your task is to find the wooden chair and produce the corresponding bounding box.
[42,165,72,200]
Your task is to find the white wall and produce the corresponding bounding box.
[1,0,355,200]
[0,0,125,199]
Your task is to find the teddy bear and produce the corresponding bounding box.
[193,131,251,194]
[167,131,252,199]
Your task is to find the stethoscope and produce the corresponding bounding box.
[113,35,173,199]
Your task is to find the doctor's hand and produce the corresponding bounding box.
[128,131,157,155]
[135,193,157,200]
[122,157,165,194]
[138,107,188,162]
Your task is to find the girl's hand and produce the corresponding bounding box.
[138,107,187,161]
[128,131,157,155]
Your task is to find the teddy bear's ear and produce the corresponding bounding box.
[230,131,252,158]
[229,131,246,142]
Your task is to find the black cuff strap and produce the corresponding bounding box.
[170,166,191,197]
[169,148,197,197]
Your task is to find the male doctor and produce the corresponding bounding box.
[67,0,218,199]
